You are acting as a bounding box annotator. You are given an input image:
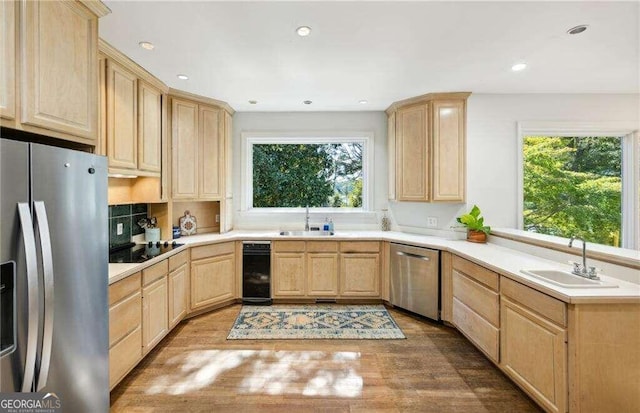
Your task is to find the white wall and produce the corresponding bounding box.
[232,111,388,229]
[231,94,639,232]
[391,93,640,233]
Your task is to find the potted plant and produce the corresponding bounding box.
[456,205,491,243]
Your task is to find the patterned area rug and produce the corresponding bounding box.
[227,305,405,340]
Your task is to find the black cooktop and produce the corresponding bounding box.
[109,242,184,264]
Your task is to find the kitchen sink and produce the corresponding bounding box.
[520,269,618,288]
[279,230,334,236]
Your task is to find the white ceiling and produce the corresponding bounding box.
[99,1,639,112]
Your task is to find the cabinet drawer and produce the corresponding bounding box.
[169,250,189,271]
[453,297,499,363]
[109,326,142,389]
[306,241,338,252]
[340,241,380,253]
[191,242,234,260]
[453,270,499,327]
[142,260,168,285]
[501,277,566,327]
[452,256,499,291]
[109,272,141,306]
[109,291,141,347]
[273,241,305,253]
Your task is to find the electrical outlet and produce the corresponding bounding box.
[116,222,124,235]
[215,214,220,223]
[426,217,438,228]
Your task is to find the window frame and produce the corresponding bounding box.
[240,131,374,213]
[517,121,639,249]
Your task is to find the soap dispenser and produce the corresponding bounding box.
[328,219,334,232]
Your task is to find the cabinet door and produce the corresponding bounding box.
[190,254,235,310]
[431,100,465,202]
[171,98,198,199]
[21,0,98,141]
[106,60,137,170]
[137,80,162,174]
[224,110,233,198]
[168,263,188,328]
[501,297,567,413]
[273,253,305,297]
[199,105,222,198]
[0,0,15,120]
[340,253,380,297]
[142,276,169,354]
[306,253,338,296]
[387,111,396,200]
[396,104,428,201]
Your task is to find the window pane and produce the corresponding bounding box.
[523,136,622,247]
[252,143,363,208]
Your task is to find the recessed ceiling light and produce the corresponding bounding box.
[177,74,189,80]
[359,100,368,105]
[138,41,154,50]
[248,100,258,105]
[567,25,588,35]
[296,26,312,37]
[511,62,527,72]
[303,100,312,105]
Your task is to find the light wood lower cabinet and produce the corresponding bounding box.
[273,253,306,297]
[339,253,380,297]
[142,275,168,355]
[168,250,189,328]
[108,272,142,390]
[451,256,500,363]
[501,296,567,413]
[306,253,338,296]
[272,241,380,299]
[190,242,235,311]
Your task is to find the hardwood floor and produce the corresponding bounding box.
[110,304,541,412]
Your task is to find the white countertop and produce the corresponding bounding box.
[109,230,640,304]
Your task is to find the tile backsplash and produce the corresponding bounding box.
[109,204,147,248]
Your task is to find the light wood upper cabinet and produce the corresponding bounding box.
[396,104,429,201]
[387,92,470,203]
[171,96,229,200]
[106,60,137,170]
[138,81,162,173]
[20,0,100,142]
[199,105,223,198]
[432,100,465,201]
[171,98,199,199]
[0,0,16,120]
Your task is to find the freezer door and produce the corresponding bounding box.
[31,143,109,413]
[0,139,35,392]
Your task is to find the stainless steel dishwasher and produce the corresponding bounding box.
[390,243,440,320]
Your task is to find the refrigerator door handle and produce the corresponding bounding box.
[17,203,39,392]
[34,201,54,391]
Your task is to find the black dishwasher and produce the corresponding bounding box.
[242,241,272,305]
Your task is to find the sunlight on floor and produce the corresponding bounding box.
[145,349,363,398]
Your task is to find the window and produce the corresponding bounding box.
[242,134,371,211]
[523,136,623,246]
[518,123,639,250]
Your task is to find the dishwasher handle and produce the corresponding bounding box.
[395,250,430,261]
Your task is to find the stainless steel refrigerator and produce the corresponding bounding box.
[1,137,109,412]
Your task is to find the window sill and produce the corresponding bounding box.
[491,228,640,270]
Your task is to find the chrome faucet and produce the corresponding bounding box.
[304,206,310,231]
[568,236,599,279]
